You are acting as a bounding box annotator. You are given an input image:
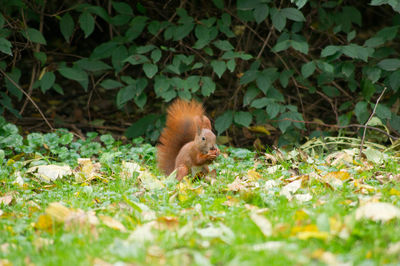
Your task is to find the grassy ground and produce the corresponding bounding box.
[1,127,400,265]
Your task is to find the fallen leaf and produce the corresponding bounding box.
[355,202,400,222]
[155,216,180,230]
[227,176,247,192]
[35,214,54,232]
[99,215,126,232]
[129,222,156,243]
[251,241,288,251]
[247,170,261,181]
[280,179,302,200]
[294,193,312,202]
[387,241,400,255]
[311,249,342,266]
[27,165,72,182]
[33,237,53,250]
[196,223,235,244]
[74,158,102,182]
[250,212,272,237]
[120,161,141,179]
[0,194,13,205]
[297,231,329,240]
[45,202,73,223]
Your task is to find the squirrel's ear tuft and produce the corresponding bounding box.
[196,125,202,136]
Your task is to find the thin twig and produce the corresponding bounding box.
[359,87,387,158]
[0,68,54,130]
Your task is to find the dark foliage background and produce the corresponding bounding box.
[1,0,400,148]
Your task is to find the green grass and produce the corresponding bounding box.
[1,130,400,265]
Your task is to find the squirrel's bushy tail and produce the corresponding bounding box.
[157,99,211,175]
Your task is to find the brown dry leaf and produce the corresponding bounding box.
[227,176,248,192]
[74,158,102,183]
[311,249,342,266]
[0,194,13,205]
[45,202,73,223]
[325,149,355,166]
[99,215,126,232]
[250,212,272,237]
[264,153,278,165]
[355,202,400,222]
[320,171,351,189]
[222,196,240,207]
[155,216,180,230]
[129,222,156,243]
[27,164,72,182]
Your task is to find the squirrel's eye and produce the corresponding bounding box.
[202,137,206,141]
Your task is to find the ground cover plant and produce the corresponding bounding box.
[1,119,400,265]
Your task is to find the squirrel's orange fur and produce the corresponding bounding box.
[157,99,218,179]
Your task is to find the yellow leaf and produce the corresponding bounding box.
[99,215,126,232]
[297,231,329,240]
[324,171,350,181]
[35,214,54,232]
[293,209,309,221]
[247,170,261,181]
[389,188,400,196]
[250,212,272,237]
[248,125,271,135]
[156,216,180,230]
[45,202,73,223]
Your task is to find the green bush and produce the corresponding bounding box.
[1,0,399,146]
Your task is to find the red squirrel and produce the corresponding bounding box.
[157,99,220,180]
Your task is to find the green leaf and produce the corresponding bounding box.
[0,37,12,55]
[124,54,149,65]
[256,68,278,94]
[40,72,55,93]
[291,40,308,54]
[212,0,224,9]
[354,101,369,124]
[112,2,133,15]
[226,59,236,72]
[112,45,128,72]
[253,4,269,24]
[100,79,123,90]
[342,62,355,77]
[272,40,291,52]
[267,102,280,119]
[243,86,259,106]
[151,49,162,63]
[143,63,158,78]
[5,68,22,100]
[375,104,391,120]
[58,67,88,91]
[201,77,216,96]
[322,86,340,97]
[281,8,305,22]
[126,16,148,41]
[135,93,147,109]
[234,111,252,127]
[34,52,47,64]
[271,9,286,31]
[215,110,234,135]
[91,41,118,59]
[378,59,400,71]
[301,61,315,78]
[116,85,135,108]
[213,40,234,51]
[280,70,293,88]
[60,13,74,42]
[251,97,269,108]
[390,114,400,133]
[23,28,46,45]
[79,12,95,38]
[321,45,340,57]
[389,70,400,91]
[211,60,226,78]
